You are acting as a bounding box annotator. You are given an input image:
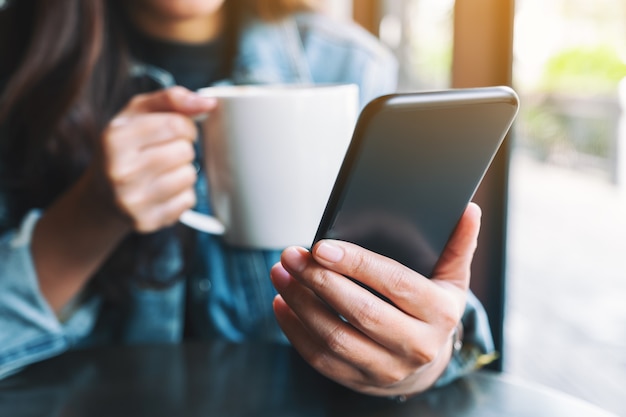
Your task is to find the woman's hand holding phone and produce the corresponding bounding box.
[270,202,481,398]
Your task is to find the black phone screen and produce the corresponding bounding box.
[313,87,518,278]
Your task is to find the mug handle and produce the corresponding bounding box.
[180,210,226,234]
[179,111,224,234]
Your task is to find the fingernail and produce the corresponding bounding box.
[187,94,216,109]
[270,263,291,291]
[282,247,308,273]
[315,241,344,263]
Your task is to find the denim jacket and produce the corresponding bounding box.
[0,12,494,384]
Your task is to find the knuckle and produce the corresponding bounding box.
[134,212,161,234]
[322,325,349,356]
[349,250,372,278]
[307,350,333,372]
[181,164,198,186]
[162,141,195,167]
[314,268,336,294]
[163,86,189,109]
[114,194,139,219]
[440,308,459,331]
[161,189,197,222]
[163,87,182,107]
[127,94,144,109]
[167,85,187,98]
[166,114,189,135]
[386,268,413,298]
[351,297,383,329]
[420,346,439,365]
[180,189,197,210]
[406,338,438,365]
[135,221,154,234]
[101,150,135,185]
[430,294,459,330]
[374,367,410,388]
[102,127,125,156]
[181,141,196,161]
[106,164,128,185]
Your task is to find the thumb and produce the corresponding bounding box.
[431,202,482,291]
[124,86,217,116]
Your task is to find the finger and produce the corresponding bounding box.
[136,139,196,177]
[134,187,197,233]
[278,248,446,357]
[307,240,452,324]
[275,289,453,397]
[121,86,217,117]
[114,162,197,226]
[271,262,422,385]
[430,202,481,290]
[145,163,198,206]
[272,294,368,390]
[274,294,417,397]
[108,112,198,150]
[107,137,196,192]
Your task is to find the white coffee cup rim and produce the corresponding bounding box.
[197,83,357,98]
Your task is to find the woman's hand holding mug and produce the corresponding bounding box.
[96,87,216,233]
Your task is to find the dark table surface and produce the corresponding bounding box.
[0,342,616,417]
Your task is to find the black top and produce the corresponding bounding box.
[125,24,229,91]
[121,23,231,338]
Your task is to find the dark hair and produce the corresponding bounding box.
[0,1,165,299]
[0,0,313,300]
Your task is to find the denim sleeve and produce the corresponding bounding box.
[433,290,496,388]
[356,41,398,106]
[0,210,100,380]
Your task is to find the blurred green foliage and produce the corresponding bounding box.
[540,45,626,94]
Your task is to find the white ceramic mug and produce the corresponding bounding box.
[179,83,359,249]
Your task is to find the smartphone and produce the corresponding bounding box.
[312,86,519,279]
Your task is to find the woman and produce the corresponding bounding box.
[0,0,494,398]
